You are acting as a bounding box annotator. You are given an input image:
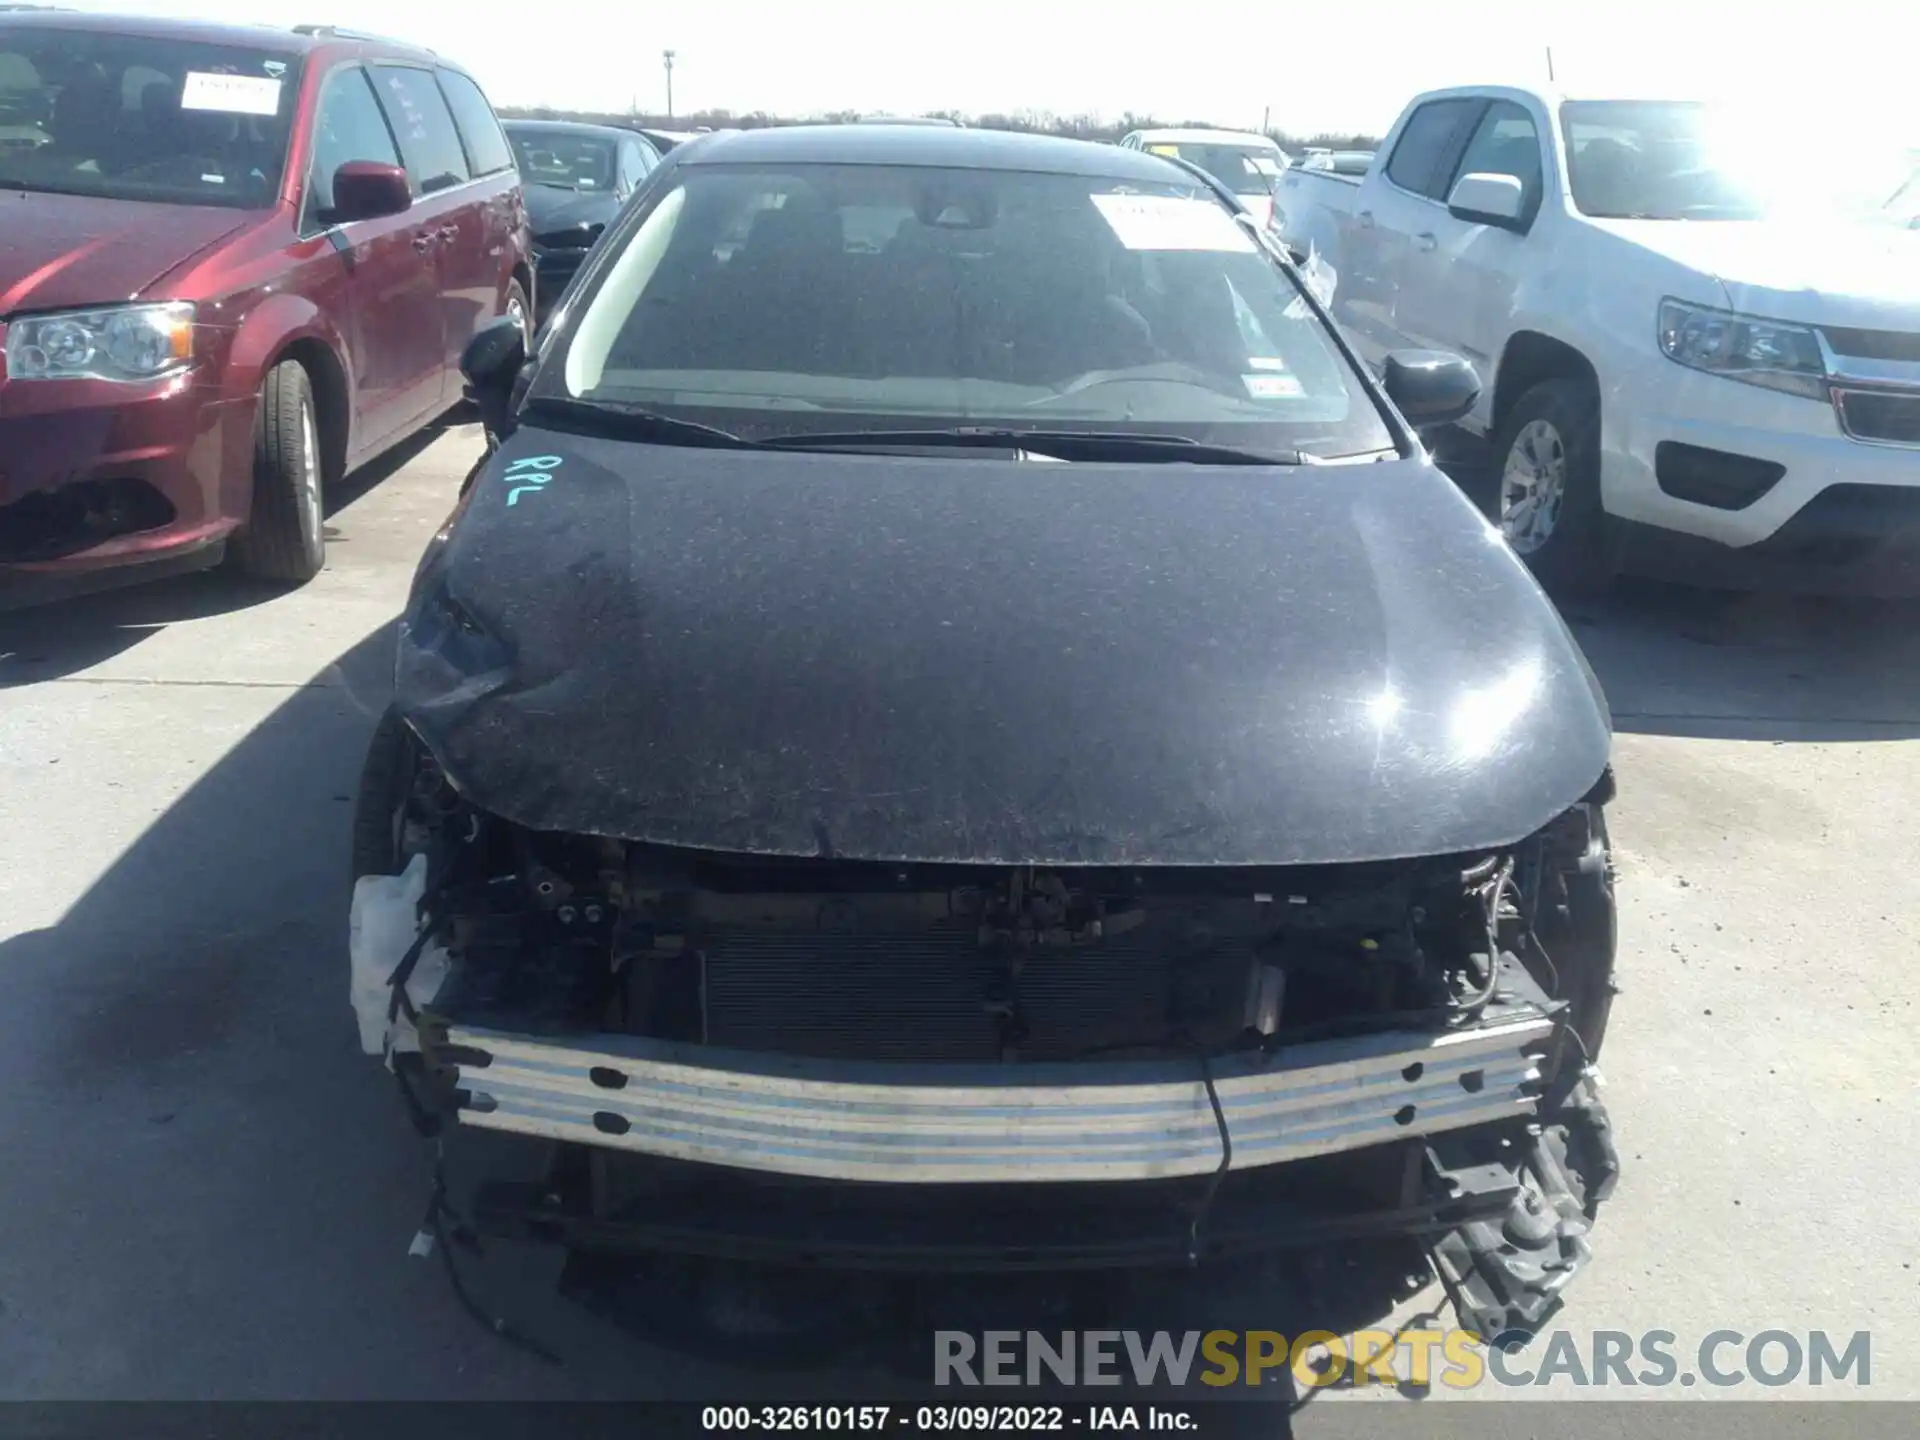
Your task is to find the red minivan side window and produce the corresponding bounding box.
[301,65,403,232]
[435,69,514,178]
[368,64,470,196]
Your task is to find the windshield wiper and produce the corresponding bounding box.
[0,178,95,199]
[523,406,1312,464]
[523,396,762,449]
[760,427,1310,466]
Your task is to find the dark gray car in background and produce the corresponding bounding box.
[503,119,659,319]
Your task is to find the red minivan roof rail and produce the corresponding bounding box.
[290,23,432,52]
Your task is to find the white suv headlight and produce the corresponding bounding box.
[1657,298,1827,401]
[4,302,196,382]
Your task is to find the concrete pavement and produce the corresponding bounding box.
[2,425,1916,1419]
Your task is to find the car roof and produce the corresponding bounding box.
[681,124,1192,180]
[0,10,437,65]
[503,119,639,141]
[1131,128,1279,147]
[1410,83,1714,109]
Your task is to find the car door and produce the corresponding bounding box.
[434,67,524,349]
[1395,98,1543,374]
[1354,97,1481,363]
[368,62,475,414]
[298,62,444,460]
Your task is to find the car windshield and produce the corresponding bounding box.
[507,128,616,190]
[543,161,1393,460]
[1142,140,1286,195]
[1562,100,1918,222]
[0,26,298,208]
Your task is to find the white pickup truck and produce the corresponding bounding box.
[1274,85,1920,592]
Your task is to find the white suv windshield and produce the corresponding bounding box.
[0,27,299,208]
[1563,100,1916,222]
[550,162,1392,460]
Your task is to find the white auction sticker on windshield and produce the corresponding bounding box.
[1091,193,1256,253]
[180,72,283,116]
[1243,372,1305,399]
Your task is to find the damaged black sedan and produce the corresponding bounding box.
[353,125,1621,1340]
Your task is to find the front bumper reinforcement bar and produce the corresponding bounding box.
[440,1009,1554,1184]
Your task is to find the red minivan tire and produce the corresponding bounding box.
[232,359,326,583]
[504,278,531,349]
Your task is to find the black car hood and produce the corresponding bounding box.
[396,429,1611,866]
[524,184,618,242]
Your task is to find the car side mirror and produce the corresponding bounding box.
[1447,172,1527,231]
[331,161,412,222]
[1382,349,1481,429]
[461,316,526,439]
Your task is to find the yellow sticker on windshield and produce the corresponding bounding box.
[1148,144,1181,156]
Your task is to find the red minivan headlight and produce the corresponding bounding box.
[4,302,195,383]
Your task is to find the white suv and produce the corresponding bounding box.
[1275,86,1920,592]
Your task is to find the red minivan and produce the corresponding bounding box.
[0,14,531,601]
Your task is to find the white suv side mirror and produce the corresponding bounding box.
[1447,172,1528,231]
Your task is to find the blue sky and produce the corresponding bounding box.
[58,0,1916,141]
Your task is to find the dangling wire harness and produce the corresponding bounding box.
[385,889,563,1366]
[1184,1046,1233,1266]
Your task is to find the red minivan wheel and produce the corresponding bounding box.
[232,360,326,583]
[504,278,531,349]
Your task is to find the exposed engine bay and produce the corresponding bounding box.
[398,810,1551,1066]
[352,714,1620,1340]
[363,714,1605,1061]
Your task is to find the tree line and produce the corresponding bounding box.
[497,104,1379,153]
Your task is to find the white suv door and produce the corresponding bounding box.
[1347,97,1480,365]
[1395,98,1542,390]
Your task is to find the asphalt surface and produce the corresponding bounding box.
[2,424,1917,1426]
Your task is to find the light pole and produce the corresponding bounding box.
[663,49,676,120]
